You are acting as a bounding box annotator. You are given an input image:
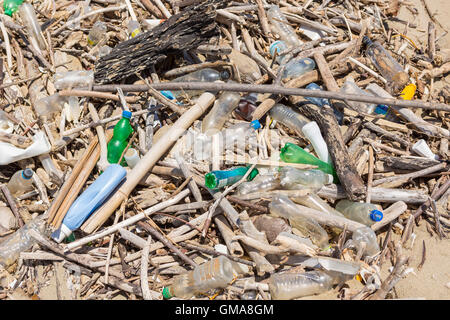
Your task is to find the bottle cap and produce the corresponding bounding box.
[122,110,132,119]
[51,224,72,243]
[22,169,34,180]
[250,120,261,130]
[220,70,230,81]
[370,210,383,222]
[205,172,218,189]
[374,104,389,115]
[162,287,173,299]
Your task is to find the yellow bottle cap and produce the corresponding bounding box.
[131,28,141,38]
[400,83,416,100]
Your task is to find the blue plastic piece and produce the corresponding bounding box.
[122,110,132,119]
[251,120,261,130]
[370,210,383,222]
[305,83,330,107]
[374,104,389,115]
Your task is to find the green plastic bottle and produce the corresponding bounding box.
[280,143,338,183]
[3,0,23,16]
[107,110,134,165]
[205,166,259,190]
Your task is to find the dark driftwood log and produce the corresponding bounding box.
[380,156,442,171]
[94,0,220,84]
[299,102,366,201]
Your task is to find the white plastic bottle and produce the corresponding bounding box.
[267,5,302,47]
[335,200,383,226]
[301,121,332,164]
[280,167,334,189]
[340,77,377,114]
[269,270,335,300]
[7,168,34,197]
[202,91,241,135]
[236,174,280,195]
[162,256,239,299]
[269,195,329,250]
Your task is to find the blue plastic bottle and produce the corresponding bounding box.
[51,164,127,242]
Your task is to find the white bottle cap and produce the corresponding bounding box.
[301,121,332,164]
[411,139,438,160]
[51,223,72,243]
[124,148,140,169]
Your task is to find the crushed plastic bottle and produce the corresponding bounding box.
[280,143,338,182]
[205,166,259,190]
[363,36,409,91]
[51,164,127,243]
[282,57,316,81]
[267,5,302,47]
[340,77,377,114]
[228,49,262,81]
[171,68,230,99]
[335,200,383,226]
[19,3,46,51]
[223,120,261,150]
[0,216,48,268]
[365,83,400,121]
[162,256,240,299]
[87,21,107,46]
[3,0,23,16]
[7,168,34,197]
[279,167,334,189]
[202,91,241,135]
[54,70,94,90]
[235,93,259,121]
[236,173,280,195]
[269,270,335,300]
[269,195,330,250]
[107,110,134,165]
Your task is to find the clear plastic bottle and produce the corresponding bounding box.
[162,256,239,299]
[340,77,377,114]
[305,83,344,124]
[269,195,329,250]
[223,120,261,148]
[269,270,335,300]
[236,173,280,195]
[87,21,107,46]
[335,200,383,226]
[363,36,409,90]
[267,5,302,48]
[0,216,47,268]
[349,226,380,256]
[291,193,344,217]
[280,167,334,189]
[282,58,316,81]
[202,91,241,135]
[39,154,64,184]
[171,68,230,99]
[54,70,94,90]
[7,168,34,197]
[365,83,400,121]
[19,3,46,51]
[235,93,259,121]
[34,94,67,119]
[128,20,141,38]
[269,103,310,132]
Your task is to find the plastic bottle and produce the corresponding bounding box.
[236,174,280,195]
[282,58,316,80]
[269,270,335,300]
[51,164,127,243]
[34,94,67,119]
[269,103,310,132]
[350,227,380,256]
[363,36,409,90]
[280,143,338,182]
[171,68,230,99]
[223,120,261,149]
[267,5,302,48]
[365,83,399,121]
[269,40,289,64]
[3,0,23,16]
[87,21,107,46]
[301,121,332,164]
[291,193,344,217]
[124,148,140,168]
[162,256,239,299]
[128,20,141,38]
[54,70,94,90]
[235,93,259,121]
[205,166,259,190]
[335,200,383,226]
[305,83,344,124]
[0,110,14,134]
[107,110,134,165]
[340,77,377,114]
[411,139,438,160]
[202,91,241,135]
[269,195,329,249]
[39,154,64,184]
[229,49,262,81]
[19,3,46,51]
[7,168,34,197]
[0,216,47,268]
[279,166,334,189]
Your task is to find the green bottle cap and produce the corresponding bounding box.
[162,287,173,299]
[205,172,217,189]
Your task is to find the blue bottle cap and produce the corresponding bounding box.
[22,169,33,180]
[374,104,388,115]
[370,210,383,222]
[122,110,132,119]
[250,120,261,130]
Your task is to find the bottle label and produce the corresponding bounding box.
[131,28,141,38]
[87,37,95,46]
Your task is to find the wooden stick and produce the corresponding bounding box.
[81,93,215,234]
[371,201,408,231]
[140,235,153,300]
[59,90,139,102]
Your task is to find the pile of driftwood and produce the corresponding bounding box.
[0,0,449,300]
